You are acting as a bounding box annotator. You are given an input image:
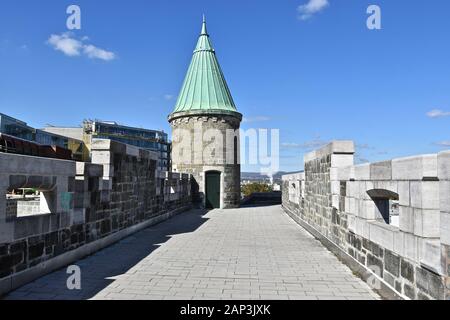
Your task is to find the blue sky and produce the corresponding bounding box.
[1,0,449,172]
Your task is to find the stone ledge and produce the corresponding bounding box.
[91,139,158,160]
[0,152,76,176]
[304,141,355,163]
[392,154,438,181]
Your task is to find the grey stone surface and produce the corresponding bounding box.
[384,250,400,277]
[0,139,192,295]
[283,140,450,300]
[3,206,380,300]
[170,114,241,209]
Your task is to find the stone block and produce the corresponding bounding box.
[441,212,450,246]
[413,209,440,238]
[354,164,370,180]
[403,283,416,299]
[440,181,450,212]
[348,214,356,232]
[392,154,438,180]
[383,271,395,287]
[1,153,76,176]
[410,181,439,209]
[398,181,410,206]
[331,181,340,195]
[331,154,354,168]
[344,197,350,213]
[372,180,398,195]
[76,162,103,177]
[358,200,379,220]
[400,258,415,283]
[438,150,450,180]
[336,166,355,181]
[403,233,419,262]
[346,181,359,198]
[399,206,414,234]
[327,140,355,154]
[354,217,370,238]
[330,167,339,181]
[102,165,114,178]
[418,239,442,275]
[369,221,395,251]
[416,266,445,300]
[367,253,384,277]
[331,195,339,209]
[305,141,355,163]
[384,250,400,277]
[0,222,13,243]
[348,197,358,215]
[393,230,404,256]
[359,181,373,200]
[370,161,392,180]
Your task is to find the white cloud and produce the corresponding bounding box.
[47,33,115,61]
[242,116,271,123]
[435,141,450,147]
[83,44,115,61]
[297,0,329,20]
[164,94,175,101]
[47,33,82,56]
[427,109,450,118]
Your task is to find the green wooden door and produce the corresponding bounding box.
[205,172,220,209]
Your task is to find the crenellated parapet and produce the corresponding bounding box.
[282,141,450,300]
[0,138,192,296]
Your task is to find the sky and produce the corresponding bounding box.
[1,0,449,173]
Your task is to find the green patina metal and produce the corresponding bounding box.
[170,17,239,116]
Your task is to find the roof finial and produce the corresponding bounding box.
[201,14,208,35]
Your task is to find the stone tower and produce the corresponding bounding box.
[168,17,242,209]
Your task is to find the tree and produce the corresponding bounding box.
[242,183,273,198]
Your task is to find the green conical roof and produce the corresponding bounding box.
[171,17,238,114]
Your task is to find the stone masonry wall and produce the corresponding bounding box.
[282,141,449,300]
[0,139,192,295]
[170,113,241,208]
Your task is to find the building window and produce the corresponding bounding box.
[367,189,399,227]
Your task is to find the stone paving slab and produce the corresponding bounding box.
[3,205,380,300]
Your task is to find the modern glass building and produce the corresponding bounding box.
[0,113,84,160]
[0,113,34,141]
[35,130,69,148]
[83,120,170,171]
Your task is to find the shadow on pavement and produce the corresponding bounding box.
[4,208,209,300]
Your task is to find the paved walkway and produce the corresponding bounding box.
[5,205,380,300]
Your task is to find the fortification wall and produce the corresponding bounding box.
[0,139,192,296]
[282,141,449,300]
